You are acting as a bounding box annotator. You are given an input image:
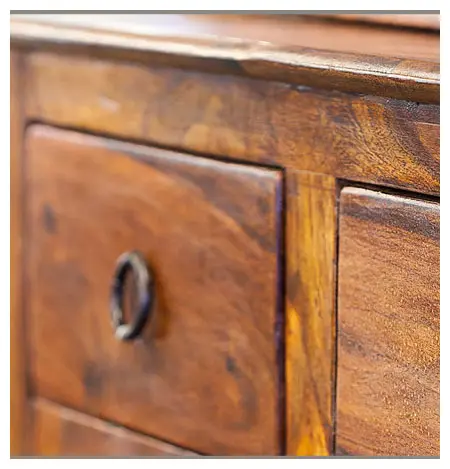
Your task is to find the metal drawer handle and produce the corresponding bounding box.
[110,250,155,341]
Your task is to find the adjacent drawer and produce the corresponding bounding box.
[336,188,439,456]
[25,126,283,455]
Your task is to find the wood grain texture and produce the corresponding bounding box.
[24,52,440,196]
[30,399,196,456]
[336,188,439,456]
[25,125,283,456]
[10,14,439,103]
[285,172,337,455]
[10,50,27,456]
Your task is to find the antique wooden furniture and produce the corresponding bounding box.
[10,14,440,457]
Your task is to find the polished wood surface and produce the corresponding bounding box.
[336,188,439,456]
[11,14,440,61]
[285,172,337,455]
[25,52,439,196]
[31,399,196,456]
[10,13,440,457]
[25,125,282,455]
[10,51,27,456]
[11,14,439,103]
[320,14,440,31]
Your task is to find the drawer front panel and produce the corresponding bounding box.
[336,188,439,456]
[30,400,195,456]
[25,125,282,455]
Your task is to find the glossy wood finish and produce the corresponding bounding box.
[320,14,440,31]
[25,125,282,456]
[24,53,439,196]
[286,172,337,455]
[30,399,196,456]
[10,14,440,62]
[10,13,440,457]
[336,188,440,456]
[11,14,439,103]
[10,51,27,456]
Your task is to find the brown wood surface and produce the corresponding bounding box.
[285,172,337,455]
[336,188,440,456]
[11,14,439,103]
[30,399,196,456]
[10,51,27,456]
[320,14,440,31]
[25,125,283,456]
[24,52,440,196]
[11,14,440,62]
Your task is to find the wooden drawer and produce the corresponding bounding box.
[336,188,439,456]
[25,125,283,455]
[30,400,195,456]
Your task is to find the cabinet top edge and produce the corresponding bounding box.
[10,14,440,104]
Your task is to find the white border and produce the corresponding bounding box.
[8,2,442,12]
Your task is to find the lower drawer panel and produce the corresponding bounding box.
[30,399,196,456]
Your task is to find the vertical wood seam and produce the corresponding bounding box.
[285,171,337,455]
[331,181,342,455]
[11,50,27,456]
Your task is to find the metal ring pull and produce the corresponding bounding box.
[110,250,155,341]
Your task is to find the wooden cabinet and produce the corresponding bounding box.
[336,188,439,456]
[25,125,282,455]
[11,14,439,457]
